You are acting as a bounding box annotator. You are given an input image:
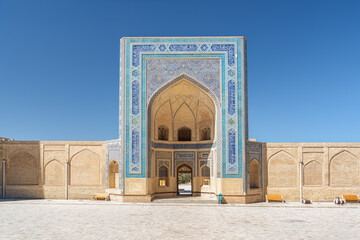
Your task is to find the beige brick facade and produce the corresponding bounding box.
[1,140,359,202]
[1,141,106,199]
[263,143,360,201]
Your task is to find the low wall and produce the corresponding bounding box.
[264,143,360,202]
[1,141,106,199]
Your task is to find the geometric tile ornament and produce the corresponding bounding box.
[119,37,248,180]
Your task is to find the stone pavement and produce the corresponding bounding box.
[0,200,359,239]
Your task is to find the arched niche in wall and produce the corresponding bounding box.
[158,125,169,141]
[249,159,260,189]
[200,125,211,141]
[178,126,192,141]
[154,100,172,140]
[304,160,322,186]
[159,165,169,186]
[149,79,216,142]
[70,149,100,186]
[8,151,39,185]
[330,151,359,187]
[174,104,195,141]
[201,165,210,186]
[268,151,297,187]
[197,101,214,140]
[44,159,64,186]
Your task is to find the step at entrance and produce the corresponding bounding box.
[152,196,218,204]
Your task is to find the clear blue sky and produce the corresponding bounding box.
[1,0,359,142]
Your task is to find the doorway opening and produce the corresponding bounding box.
[109,160,119,188]
[177,164,193,196]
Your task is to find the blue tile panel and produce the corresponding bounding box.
[169,44,198,51]
[152,141,215,149]
[228,80,236,115]
[121,37,247,178]
[131,81,140,115]
[132,45,156,67]
[211,44,235,66]
[146,58,220,101]
[228,130,236,164]
[130,130,140,174]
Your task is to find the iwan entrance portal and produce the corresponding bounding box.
[149,75,217,199]
[114,37,249,203]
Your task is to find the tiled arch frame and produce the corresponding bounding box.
[147,74,221,178]
[120,37,247,179]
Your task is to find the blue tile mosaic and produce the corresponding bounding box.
[131,130,140,174]
[121,37,247,179]
[228,80,236,115]
[146,58,221,101]
[228,129,236,164]
[169,44,198,51]
[159,44,166,52]
[131,81,140,115]
[211,44,235,66]
[152,141,215,149]
[132,45,156,67]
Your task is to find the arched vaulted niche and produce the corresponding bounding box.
[147,74,220,178]
[150,77,216,142]
[158,125,169,141]
[330,151,359,186]
[249,159,260,188]
[268,151,297,187]
[178,126,191,141]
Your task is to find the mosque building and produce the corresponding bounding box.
[1,37,359,203]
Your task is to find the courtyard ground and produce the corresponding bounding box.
[0,200,359,239]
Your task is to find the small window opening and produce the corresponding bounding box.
[178,126,191,141]
[158,126,169,141]
[159,165,169,187]
[200,126,211,141]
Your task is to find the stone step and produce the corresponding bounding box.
[152,196,218,204]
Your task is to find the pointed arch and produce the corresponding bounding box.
[330,150,358,164]
[159,165,169,178]
[304,160,322,186]
[44,159,64,186]
[148,74,220,107]
[147,74,221,178]
[268,150,297,187]
[70,148,99,163]
[330,150,359,186]
[70,149,100,186]
[249,159,260,188]
[268,150,296,163]
[8,151,39,185]
[9,150,37,160]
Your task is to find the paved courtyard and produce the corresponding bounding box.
[0,200,359,239]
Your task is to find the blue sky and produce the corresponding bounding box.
[0,0,359,142]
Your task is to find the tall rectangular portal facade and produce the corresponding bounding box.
[116,37,248,202]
